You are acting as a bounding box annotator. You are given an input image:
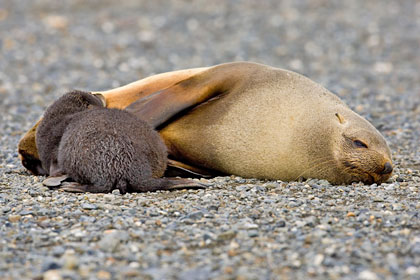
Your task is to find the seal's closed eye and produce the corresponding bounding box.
[353,140,368,148]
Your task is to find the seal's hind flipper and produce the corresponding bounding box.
[165,159,216,178]
[129,178,210,193]
[124,63,245,128]
[59,182,89,193]
[43,174,70,187]
[96,67,208,109]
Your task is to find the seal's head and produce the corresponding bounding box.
[330,111,393,185]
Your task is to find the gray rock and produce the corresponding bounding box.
[81,203,97,210]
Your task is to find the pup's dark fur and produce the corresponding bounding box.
[37,91,202,193]
[36,90,104,175]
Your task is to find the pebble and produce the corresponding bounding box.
[81,203,98,210]
[1,1,419,280]
[8,214,21,222]
[359,270,380,280]
[43,270,62,280]
[97,270,112,279]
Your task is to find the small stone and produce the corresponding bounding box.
[359,270,380,280]
[70,209,83,217]
[224,266,234,274]
[123,269,141,277]
[406,266,418,275]
[62,253,78,270]
[43,15,68,30]
[78,265,92,278]
[373,62,393,74]
[112,189,121,195]
[203,232,215,241]
[235,185,249,191]
[207,205,219,211]
[392,204,402,211]
[52,247,66,257]
[247,230,259,237]
[240,222,259,230]
[313,254,324,266]
[81,203,97,210]
[8,214,21,222]
[410,242,420,255]
[20,209,33,215]
[41,259,62,272]
[186,211,204,220]
[217,231,237,241]
[98,230,128,252]
[97,270,111,280]
[347,212,356,217]
[43,269,62,280]
[276,220,286,227]
[227,249,237,257]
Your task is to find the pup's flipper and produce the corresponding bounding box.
[43,174,69,187]
[59,182,115,193]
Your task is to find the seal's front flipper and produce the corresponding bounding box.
[129,178,211,193]
[165,159,216,178]
[43,174,69,187]
[164,178,211,190]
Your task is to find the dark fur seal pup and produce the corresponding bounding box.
[36,90,104,176]
[36,91,204,193]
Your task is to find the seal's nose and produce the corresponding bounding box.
[381,162,393,175]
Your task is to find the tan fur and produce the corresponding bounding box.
[158,62,392,184]
[96,67,208,109]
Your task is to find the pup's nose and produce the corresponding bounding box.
[381,162,393,174]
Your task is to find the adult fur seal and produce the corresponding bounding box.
[19,62,393,185]
[36,91,204,193]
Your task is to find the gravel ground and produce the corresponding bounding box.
[1,0,419,279]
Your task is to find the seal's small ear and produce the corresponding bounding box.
[335,113,346,124]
